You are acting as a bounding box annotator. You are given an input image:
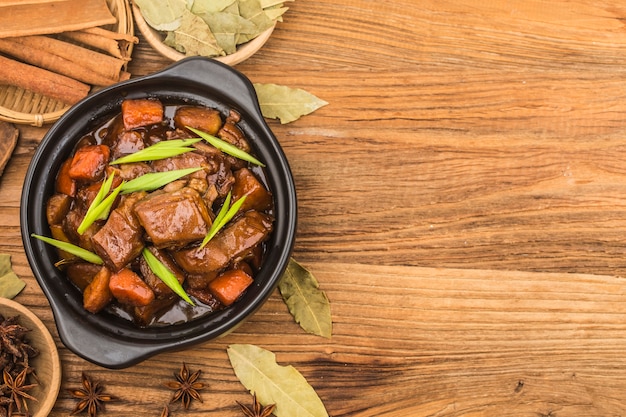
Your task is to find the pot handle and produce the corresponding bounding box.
[153,57,266,127]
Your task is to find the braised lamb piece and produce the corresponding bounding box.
[43,98,274,327]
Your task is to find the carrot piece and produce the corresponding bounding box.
[121,98,164,130]
[109,268,155,307]
[232,168,273,212]
[173,106,222,135]
[83,266,113,313]
[68,144,110,181]
[208,269,253,306]
[56,158,77,196]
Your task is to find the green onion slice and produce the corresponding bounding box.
[142,248,194,306]
[110,138,202,165]
[120,167,202,194]
[200,193,247,249]
[186,126,265,167]
[77,181,125,235]
[86,172,115,216]
[31,234,103,265]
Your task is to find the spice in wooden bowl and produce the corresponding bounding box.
[131,0,287,65]
[0,297,61,417]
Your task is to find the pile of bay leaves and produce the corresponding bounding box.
[134,0,291,57]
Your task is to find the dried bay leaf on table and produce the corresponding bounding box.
[164,9,225,57]
[278,258,332,338]
[0,254,25,299]
[227,344,329,417]
[134,0,189,31]
[254,83,328,124]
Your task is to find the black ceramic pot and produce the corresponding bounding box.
[20,57,297,369]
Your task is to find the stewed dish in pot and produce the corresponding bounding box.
[41,98,274,327]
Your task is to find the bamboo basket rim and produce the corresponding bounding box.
[0,0,135,127]
[132,3,275,66]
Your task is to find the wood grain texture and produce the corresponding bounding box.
[4,0,626,415]
[0,121,18,177]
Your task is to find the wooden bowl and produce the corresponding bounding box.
[132,3,275,66]
[0,298,61,417]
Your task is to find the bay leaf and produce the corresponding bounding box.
[190,0,236,14]
[199,11,257,54]
[254,83,328,124]
[227,344,329,417]
[264,6,289,22]
[278,258,332,338]
[164,8,225,57]
[237,0,276,43]
[260,0,291,8]
[0,254,25,299]
[134,0,188,31]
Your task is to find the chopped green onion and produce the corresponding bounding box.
[77,181,125,235]
[212,191,232,229]
[142,248,194,306]
[83,172,115,220]
[120,167,202,194]
[200,193,247,249]
[110,138,202,165]
[186,126,265,167]
[31,234,103,265]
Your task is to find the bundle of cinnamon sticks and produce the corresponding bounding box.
[0,0,137,106]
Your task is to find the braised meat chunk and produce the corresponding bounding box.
[91,193,146,271]
[134,187,212,249]
[173,210,273,274]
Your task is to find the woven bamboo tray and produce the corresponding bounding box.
[0,0,134,127]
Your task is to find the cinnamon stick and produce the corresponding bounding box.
[60,30,131,60]
[0,0,116,38]
[11,35,127,82]
[0,38,120,86]
[82,27,139,43]
[0,55,89,105]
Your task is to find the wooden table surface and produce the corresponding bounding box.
[4,1,626,415]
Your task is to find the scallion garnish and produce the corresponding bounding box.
[120,167,202,194]
[200,192,247,249]
[31,234,103,265]
[109,138,202,165]
[186,126,265,167]
[77,176,125,235]
[142,248,194,306]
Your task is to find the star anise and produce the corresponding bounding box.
[1,368,38,417]
[237,394,276,417]
[0,315,30,358]
[0,314,39,385]
[69,372,115,417]
[158,403,169,417]
[164,363,206,410]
